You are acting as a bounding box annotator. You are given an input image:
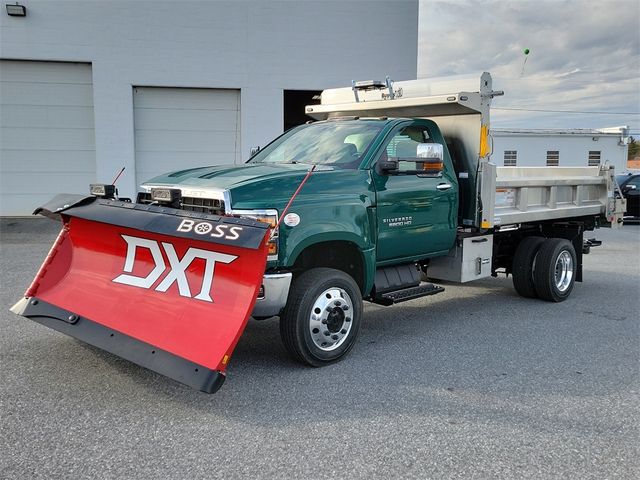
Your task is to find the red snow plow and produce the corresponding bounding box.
[11,194,271,393]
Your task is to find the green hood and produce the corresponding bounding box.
[142,163,317,191]
[141,163,367,211]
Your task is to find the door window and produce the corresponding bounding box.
[379,125,434,173]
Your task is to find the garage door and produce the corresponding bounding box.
[0,60,95,216]
[133,87,240,184]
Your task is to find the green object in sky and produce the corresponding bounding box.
[524,48,530,55]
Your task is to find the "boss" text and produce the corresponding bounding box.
[176,219,243,240]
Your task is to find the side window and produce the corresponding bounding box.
[381,125,433,172]
[504,150,517,166]
[546,150,560,166]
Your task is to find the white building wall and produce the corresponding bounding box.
[491,133,628,172]
[0,0,418,204]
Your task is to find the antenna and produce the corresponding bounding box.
[111,167,126,185]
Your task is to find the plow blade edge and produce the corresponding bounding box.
[11,196,270,393]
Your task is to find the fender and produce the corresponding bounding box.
[284,229,376,296]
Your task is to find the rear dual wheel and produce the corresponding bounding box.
[512,236,545,298]
[533,238,577,302]
[279,268,362,367]
[512,237,577,302]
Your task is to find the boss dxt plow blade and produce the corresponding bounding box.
[11,194,270,393]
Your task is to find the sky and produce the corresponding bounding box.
[418,0,640,134]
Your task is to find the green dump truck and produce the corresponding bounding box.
[12,72,626,392]
[135,72,625,365]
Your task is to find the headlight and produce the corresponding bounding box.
[90,183,116,198]
[150,187,181,205]
[231,209,279,259]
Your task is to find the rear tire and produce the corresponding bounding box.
[512,236,545,298]
[533,238,577,302]
[279,268,362,367]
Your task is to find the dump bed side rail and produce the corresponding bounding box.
[489,165,625,227]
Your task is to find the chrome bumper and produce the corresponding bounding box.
[251,273,292,318]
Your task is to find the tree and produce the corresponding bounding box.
[629,136,640,160]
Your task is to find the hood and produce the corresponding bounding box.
[142,163,322,191]
[141,162,355,211]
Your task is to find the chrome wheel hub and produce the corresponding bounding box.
[308,287,353,351]
[554,250,574,292]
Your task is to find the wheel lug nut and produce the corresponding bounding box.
[341,329,347,334]
[345,317,351,322]
[331,334,339,340]
[321,319,327,324]
[324,331,330,336]
[342,305,349,311]
[335,301,341,306]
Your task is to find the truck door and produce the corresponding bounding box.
[372,120,458,263]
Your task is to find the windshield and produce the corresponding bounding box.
[249,121,383,169]
[616,174,631,186]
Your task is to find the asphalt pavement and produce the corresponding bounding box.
[1,218,638,479]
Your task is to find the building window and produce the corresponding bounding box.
[546,150,559,166]
[504,150,517,166]
[588,150,601,166]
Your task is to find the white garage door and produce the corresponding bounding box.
[133,87,240,184]
[0,60,95,216]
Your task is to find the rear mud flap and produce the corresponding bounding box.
[11,197,270,392]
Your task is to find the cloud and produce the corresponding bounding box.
[418,0,640,131]
[554,69,581,78]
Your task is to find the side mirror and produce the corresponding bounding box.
[378,159,399,173]
[379,143,444,176]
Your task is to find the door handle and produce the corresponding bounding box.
[436,183,452,191]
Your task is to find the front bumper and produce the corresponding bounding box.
[251,273,292,318]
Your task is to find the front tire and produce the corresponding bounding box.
[279,268,362,367]
[533,238,577,302]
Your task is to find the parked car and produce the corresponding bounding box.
[616,173,640,220]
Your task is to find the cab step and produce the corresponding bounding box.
[372,282,444,306]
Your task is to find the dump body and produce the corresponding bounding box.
[492,166,621,226]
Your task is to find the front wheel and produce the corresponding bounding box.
[279,268,362,367]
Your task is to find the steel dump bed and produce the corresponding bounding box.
[491,166,619,226]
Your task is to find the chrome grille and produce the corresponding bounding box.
[136,192,225,216]
[180,197,225,215]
